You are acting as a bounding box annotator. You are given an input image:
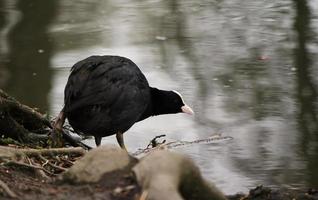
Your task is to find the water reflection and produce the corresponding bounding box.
[0,0,9,87]
[1,0,318,195]
[1,0,57,111]
[154,1,214,131]
[293,0,318,186]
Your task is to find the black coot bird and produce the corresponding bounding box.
[54,55,193,150]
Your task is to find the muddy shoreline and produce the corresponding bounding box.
[1,146,317,200]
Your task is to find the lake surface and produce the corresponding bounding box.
[1,0,318,194]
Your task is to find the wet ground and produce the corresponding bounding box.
[0,164,140,200]
[1,163,318,200]
[1,0,318,195]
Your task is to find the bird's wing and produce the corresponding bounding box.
[64,56,150,114]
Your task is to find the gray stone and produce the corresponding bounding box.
[133,150,227,200]
[63,144,134,183]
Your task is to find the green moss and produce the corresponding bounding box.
[0,136,21,146]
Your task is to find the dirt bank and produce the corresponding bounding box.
[1,153,318,200]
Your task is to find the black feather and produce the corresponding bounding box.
[63,55,187,145]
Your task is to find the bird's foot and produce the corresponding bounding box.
[48,110,66,147]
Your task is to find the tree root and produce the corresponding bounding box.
[0,179,17,198]
[0,89,51,146]
[0,146,86,177]
[19,147,86,157]
[5,161,55,176]
[0,89,91,149]
[0,89,51,130]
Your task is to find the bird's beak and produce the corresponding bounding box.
[181,105,194,115]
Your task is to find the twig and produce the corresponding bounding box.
[26,156,32,165]
[42,159,49,167]
[146,134,166,148]
[139,190,148,200]
[133,135,233,156]
[0,179,17,198]
[5,161,55,176]
[48,162,67,172]
[38,155,67,172]
[60,157,74,164]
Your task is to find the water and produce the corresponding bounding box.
[1,0,318,194]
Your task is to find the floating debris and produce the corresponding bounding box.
[155,36,167,41]
[133,134,233,156]
[257,55,269,61]
[291,67,297,71]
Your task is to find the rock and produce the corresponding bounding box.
[62,145,136,183]
[133,150,227,200]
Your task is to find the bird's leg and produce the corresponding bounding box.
[95,136,102,147]
[116,132,127,151]
[53,108,66,131]
[50,108,66,147]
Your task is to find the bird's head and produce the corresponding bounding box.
[171,90,194,115]
[150,87,194,116]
